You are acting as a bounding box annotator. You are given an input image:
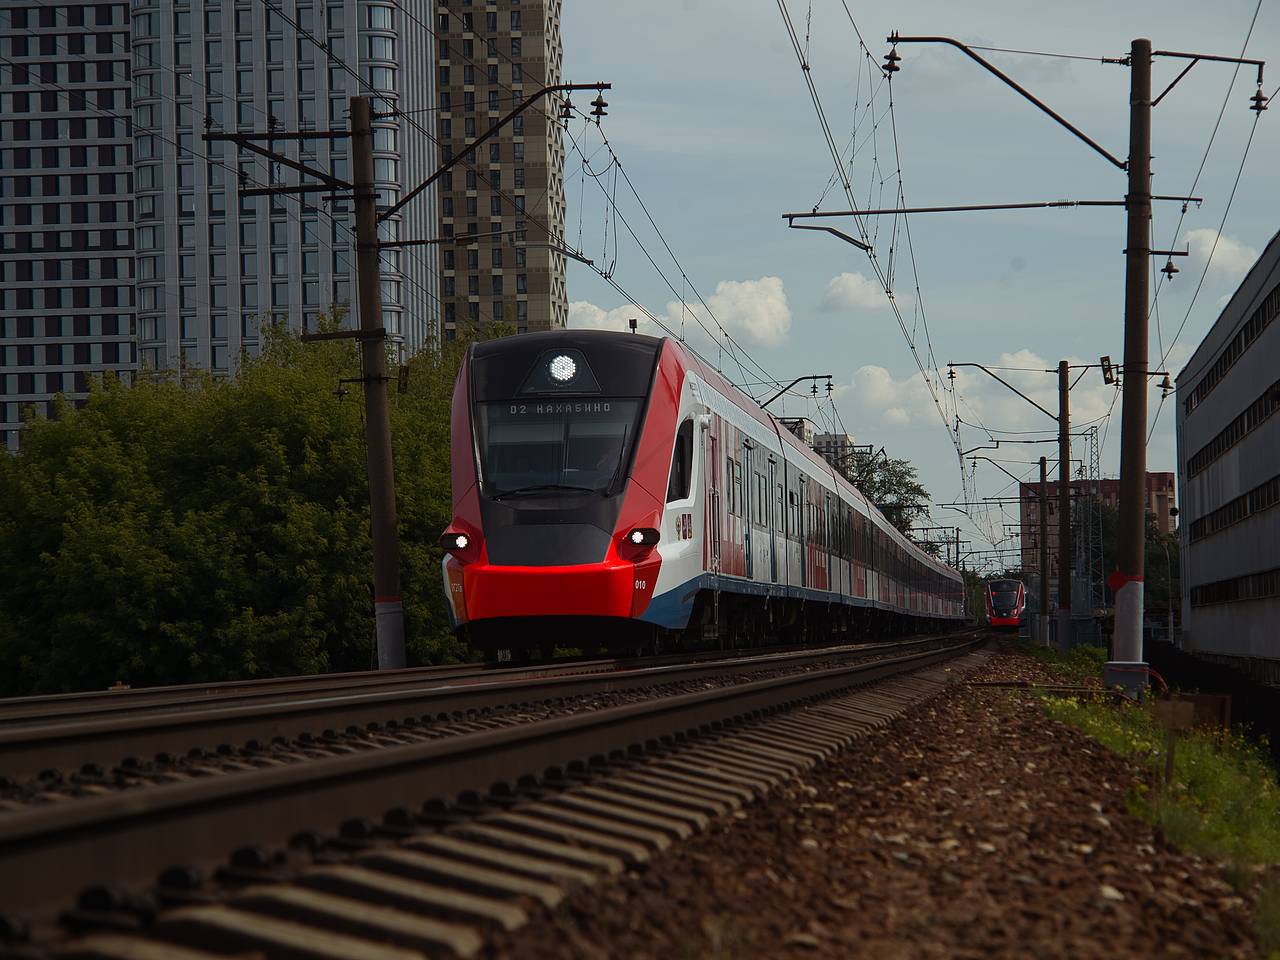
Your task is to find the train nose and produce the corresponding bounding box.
[462,560,638,619]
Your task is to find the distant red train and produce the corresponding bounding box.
[986,579,1026,629]
[439,330,966,655]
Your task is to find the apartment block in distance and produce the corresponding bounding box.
[435,0,567,338]
[813,432,858,472]
[1176,228,1280,681]
[1017,474,1176,578]
[0,1,137,451]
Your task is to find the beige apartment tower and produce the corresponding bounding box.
[435,0,567,339]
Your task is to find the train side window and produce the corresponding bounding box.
[667,419,693,502]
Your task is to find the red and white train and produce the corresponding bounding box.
[440,330,966,654]
[985,578,1027,630]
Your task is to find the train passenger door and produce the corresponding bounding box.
[743,443,754,580]
[707,431,721,575]
[825,494,834,592]
[767,459,779,583]
[798,476,807,589]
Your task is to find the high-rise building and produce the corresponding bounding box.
[0,1,137,451]
[130,0,438,372]
[434,0,566,339]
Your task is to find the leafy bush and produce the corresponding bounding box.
[0,322,482,695]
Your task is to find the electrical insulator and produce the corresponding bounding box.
[883,47,901,74]
[1251,87,1269,113]
[590,92,608,120]
[559,96,574,121]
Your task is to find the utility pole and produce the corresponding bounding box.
[352,96,406,669]
[203,101,406,669]
[1039,456,1050,646]
[1109,39,1153,692]
[1057,359,1071,653]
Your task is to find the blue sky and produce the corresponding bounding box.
[560,1,1279,564]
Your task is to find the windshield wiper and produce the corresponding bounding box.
[492,484,602,500]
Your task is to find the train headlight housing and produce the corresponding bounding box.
[549,354,577,383]
[440,532,471,553]
[627,527,660,546]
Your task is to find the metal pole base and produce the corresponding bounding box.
[375,600,407,669]
[1103,660,1148,700]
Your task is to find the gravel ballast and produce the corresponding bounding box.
[489,644,1259,959]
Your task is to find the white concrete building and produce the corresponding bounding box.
[1176,228,1280,682]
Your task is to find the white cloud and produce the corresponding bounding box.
[569,275,793,348]
[1185,228,1258,285]
[567,300,641,332]
[830,364,940,428]
[819,272,891,312]
[693,276,791,347]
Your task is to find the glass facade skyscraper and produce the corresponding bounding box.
[130,0,438,371]
[1,0,439,449]
[0,2,137,451]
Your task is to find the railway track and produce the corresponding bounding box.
[0,634,988,957]
[0,633,966,781]
[0,635,963,730]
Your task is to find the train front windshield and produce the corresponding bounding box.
[476,399,644,498]
[989,580,1022,615]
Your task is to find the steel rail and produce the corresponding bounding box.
[0,635,969,778]
[0,639,980,920]
[0,633,952,727]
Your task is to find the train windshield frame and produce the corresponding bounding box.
[988,580,1023,615]
[474,398,645,499]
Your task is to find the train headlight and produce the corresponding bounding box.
[549,354,577,383]
[440,532,471,553]
[627,527,660,546]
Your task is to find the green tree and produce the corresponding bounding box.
[0,318,489,696]
[837,449,932,536]
[1073,496,1179,613]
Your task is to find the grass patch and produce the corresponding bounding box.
[1018,641,1107,684]
[1044,696,1280,953]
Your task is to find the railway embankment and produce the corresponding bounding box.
[491,643,1269,959]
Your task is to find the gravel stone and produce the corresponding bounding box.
[486,643,1259,959]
